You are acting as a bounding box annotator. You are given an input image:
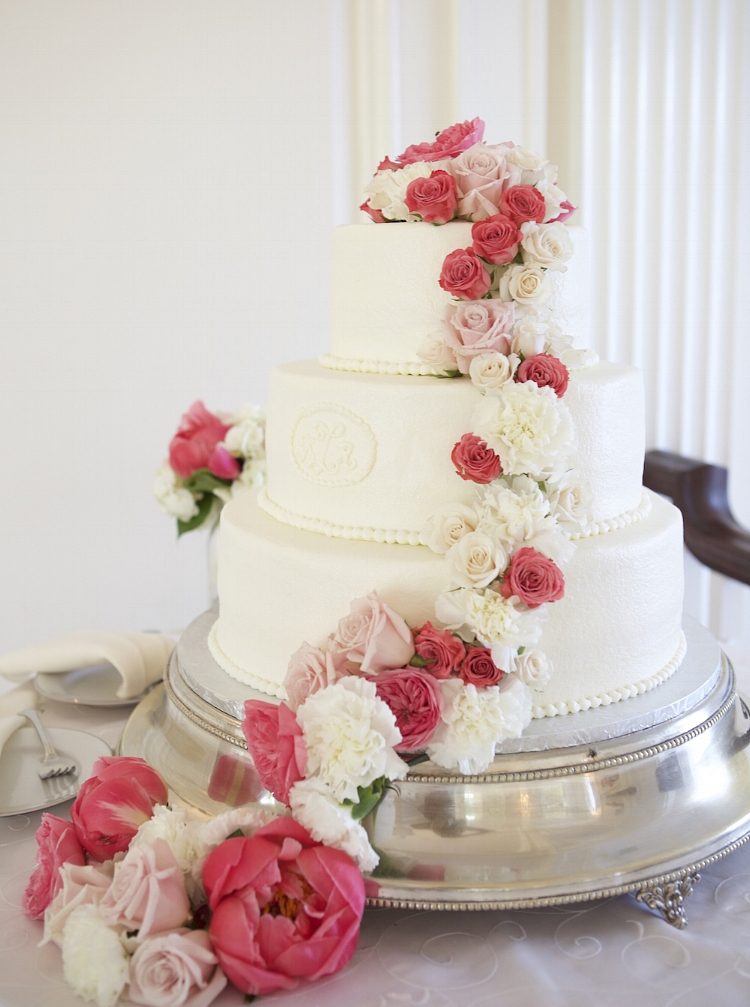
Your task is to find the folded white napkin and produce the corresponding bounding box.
[0,684,39,761]
[0,632,174,699]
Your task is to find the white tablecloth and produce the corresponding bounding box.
[2,653,750,1007]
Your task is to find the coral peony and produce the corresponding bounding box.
[168,401,237,480]
[243,701,307,806]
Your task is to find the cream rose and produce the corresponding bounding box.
[421,503,479,554]
[417,330,459,373]
[446,531,506,589]
[498,263,551,306]
[514,649,552,691]
[468,352,520,395]
[520,221,574,271]
[505,144,557,185]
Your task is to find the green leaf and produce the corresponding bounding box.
[343,777,387,821]
[183,468,234,493]
[177,493,215,537]
[409,654,430,668]
[517,646,526,656]
[436,369,462,379]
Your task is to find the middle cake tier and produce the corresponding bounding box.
[259,359,645,544]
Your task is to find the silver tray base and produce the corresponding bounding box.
[120,613,750,926]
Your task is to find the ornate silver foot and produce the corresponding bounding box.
[635,873,701,928]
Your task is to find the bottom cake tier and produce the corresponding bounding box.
[209,487,685,718]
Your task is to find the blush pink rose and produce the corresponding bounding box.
[443,299,515,373]
[516,353,570,397]
[471,213,522,265]
[23,814,86,920]
[243,701,307,806]
[452,143,522,221]
[413,622,465,679]
[404,169,458,224]
[71,756,168,861]
[500,547,565,608]
[451,433,502,484]
[500,184,546,224]
[168,401,237,480]
[203,818,365,997]
[439,248,492,301]
[42,861,115,947]
[331,592,415,674]
[100,838,190,939]
[459,647,505,687]
[395,117,485,165]
[370,669,443,751]
[283,642,348,712]
[128,929,227,1007]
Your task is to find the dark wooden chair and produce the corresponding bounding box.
[644,450,750,586]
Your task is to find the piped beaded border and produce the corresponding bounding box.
[572,492,652,540]
[207,622,287,700]
[319,353,440,377]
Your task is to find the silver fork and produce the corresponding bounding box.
[20,709,78,779]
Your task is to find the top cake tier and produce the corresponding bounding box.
[322,222,589,376]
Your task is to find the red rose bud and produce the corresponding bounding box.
[501,547,565,608]
[516,353,570,397]
[405,169,458,224]
[499,184,546,224]
[459,647,505,687]
[439,248,492,300]
[451,433,502,484]
[471,212,522,265]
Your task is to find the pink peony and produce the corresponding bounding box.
[439,248,492,301]
[451,433,502,484]
[395,117,485,165]
[128,929,226,1007]
[243,701,307,805]
[23,814,86,920]
[500,184,546,224]
[284,642,348,712]
[331,592,415,675]
[452,143,521,221]
[71,756,168,861]
[413,622,465,679]
[100,838,190,939]
[516,353,570,397]
[370,668,443,751]
[459,647,505,687]
[168,401,236,480]
[471,213,522,265]
[501,547,565,608]
[203,818,365,997]
[443,299,515,374]
[404,169,458,224]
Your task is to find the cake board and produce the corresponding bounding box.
[120,612,750,928]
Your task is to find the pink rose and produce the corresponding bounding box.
[499,184,546,224]
[413,622,465,679]
[516,353,570,397]
[168,401,238,480]
[500,547,565,608]
[471,213,522,265]
[284,642,348,712]
[203,818,365,996]
[439,248,492,301]
[71,756,168,861]
[23,814,86,920]
[443,299,515,373]
[459,647,505,687]
[128,929,227,1007]
[404,169,458,224]
[451,433,502,484]
[332,592,415,674]
[370,669,443,751]
[100,838,190,939]
[395,117,485,165]
[243,701,307,805]
[42,860,115,947]
[452,143,522,221]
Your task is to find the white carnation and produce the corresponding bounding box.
[477,475,551,550]
[224,404,265,458]
[234,456,266,491]
[363,162,435,222]
[131,804,201,876]
[417,330,459,373]
[514,649,552,692]
[297,677,407,803]
[520,221,573,271]
[535,177,569,221]
[289,778,379,872]
[421,503,479,554]
[468,352,519,395]
[153,464,199,523]
[446,531,506,589]
[498,263,551,306]
[61,906,129,1007]
[437,588,536,650]
[472,382,575,480]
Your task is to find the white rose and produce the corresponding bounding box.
[61,906,129,1007]
[289,778,379,872]
[446,531,506,589]
[520,221,574,271]
[153,464,199,523]
[417,330,459,373]
[421,503,479,554]
[224,404,265,458]
[477,475,551,549]
[468,352,519,395]
[511,310,562,357]
[363,162,436,222]
[504,145,558,186]
[296,677,407,803]
[472,382,575,480]
[498,263,552,306]
[549,474,592,531]
[514,649,552,692]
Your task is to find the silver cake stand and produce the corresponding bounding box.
[120,611,750,928]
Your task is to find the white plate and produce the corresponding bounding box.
[0,726,110,817]
[35,664,154,707]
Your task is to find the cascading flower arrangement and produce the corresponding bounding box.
[154,400,265,535]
